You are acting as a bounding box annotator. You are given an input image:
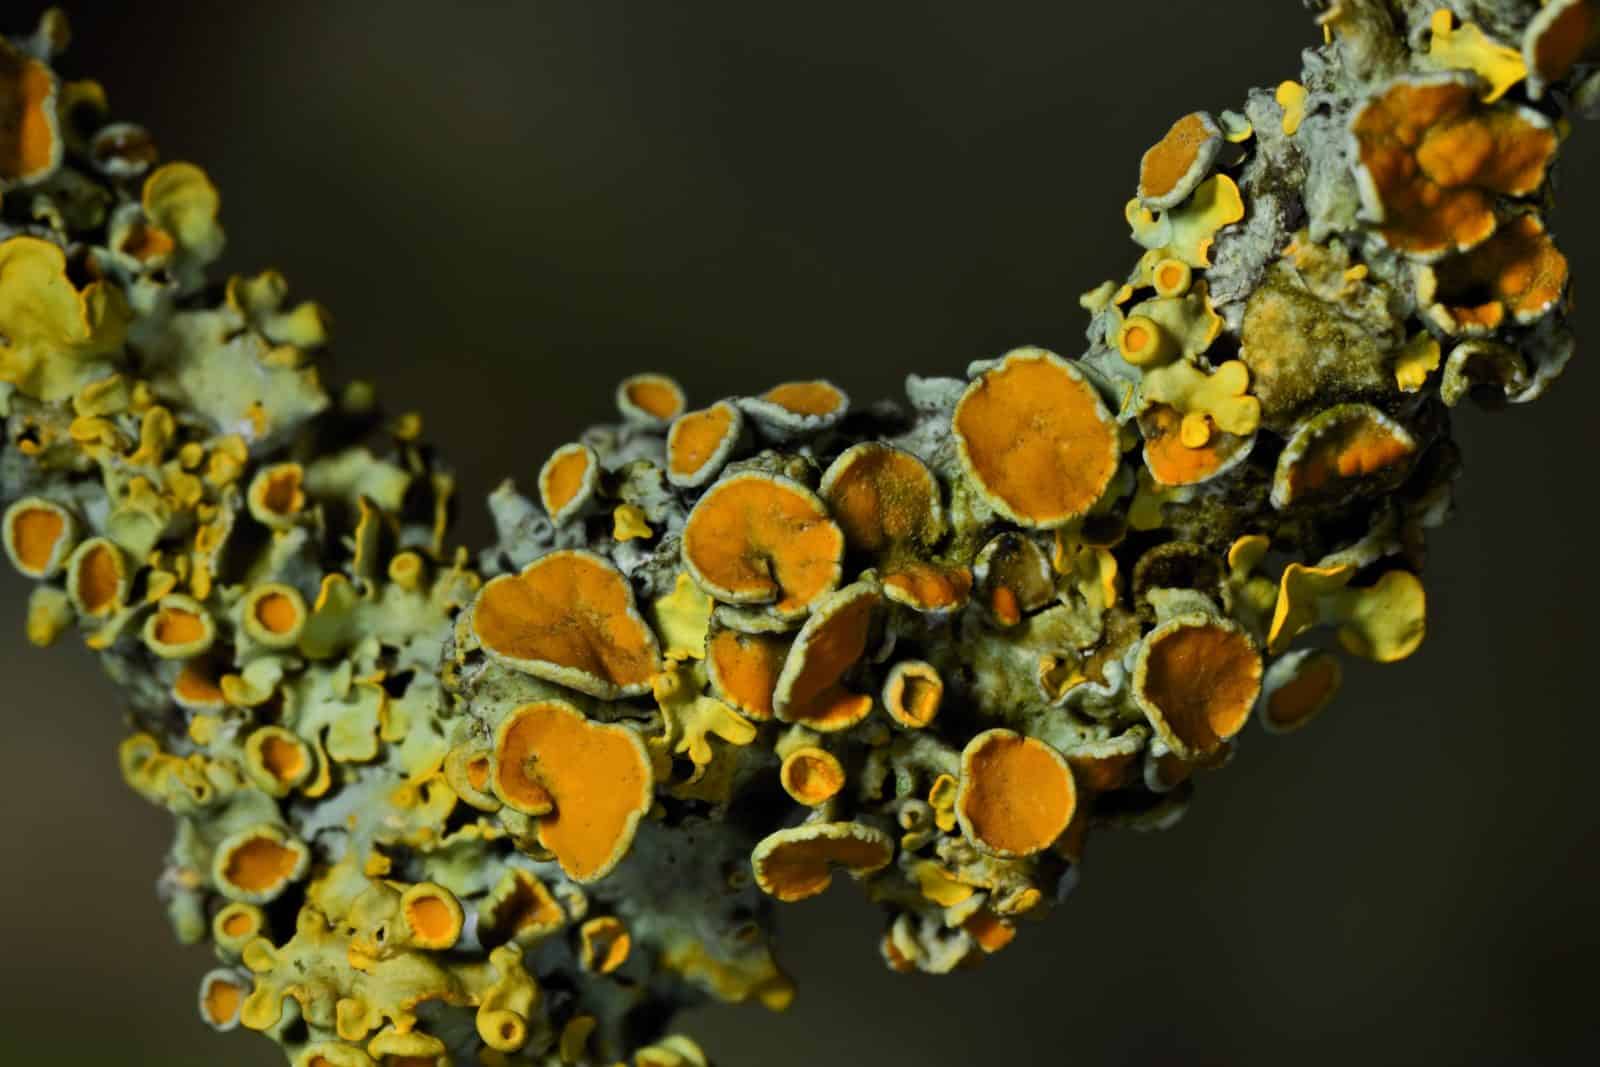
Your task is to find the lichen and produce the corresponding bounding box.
[0,3,1593,1065]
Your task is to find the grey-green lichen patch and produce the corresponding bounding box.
[1,2,1595,1065]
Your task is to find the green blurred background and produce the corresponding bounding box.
[3,2,1598,1064]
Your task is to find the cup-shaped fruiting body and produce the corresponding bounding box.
[244,726,313,797]
[779,746,846,806]
[953,348,1119,529]
[1149,257,1194,299]
[538,442,600,526]
[1417,214,1569,334]
[240,582,307,648]
[773,582,880,732]
[973,532,1054,626]
[143,594,217,659]
[750,821,894,903]
[1063,731,1146,793]
[881,562,972,615]
[197,968,247,1032]
[479,867,565,946]
[173,659,228,712]
[1271,404,1417,509]
[472,550,661,699]
[616,372,686,428]
[1133,615,1262,759]
[1117,314,1178,367]
[882,660,943,729]
[1524,0,1600,97]
[666,401,744,489]
[1349,72,1557,259]
[705,626,788,721]
[1139,403,1255,488]
[819,442,945,556]
[0,34,61,188]
[955,729,1077,858]
[738,380,849,438]
[2,496,76,578]
[401,882,465,950]
[1440,338,1532,406]
[212,824,311,904]
[1258,649,1343,734]
[246,462,306,529]
[681,471,844,619]
[492,699,653,881]
[579,915,632,974]
[65,536,128,618]
[212,903,267,956]
[1138,112,1222,211]
[444,743,501,812]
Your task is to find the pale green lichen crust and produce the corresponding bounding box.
[1,3,1594,1064]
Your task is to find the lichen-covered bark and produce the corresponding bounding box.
[0,3,1593,1065]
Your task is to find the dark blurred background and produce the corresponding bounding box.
[3,3,1597,1064]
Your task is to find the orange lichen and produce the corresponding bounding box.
[246,726,312,794]
[1260,650,1343,734]
[3,497,72,577]
[579,916,632,974]
[482,868,565,945]
[1138,112,1222,210]
[882,562,972,614]
[1133,616,1262,758]
[666,401,743,488]
[214,826,309,903]
[243,582,306,647]
[1139,403,1251,488]
[617,372,686,425]
[779,746,846,806]
[882,660,943,729]
[492,700,653,881]
[1272,405,1416,509]
[819,443,944,555]
[761,381,846,418]
[956,730,1077,858]
[145,596,215,657]
[1063,734,1144,793]
[473,550,661,699]
[962,909,1017,955]
[773,583,879,731]
[973,533,1054,626]
[247,462,305,527]
[750,822,894,903]
[174,660,226,711]
[1420,214,1569,333]
[213,903,265,949]
[1524,0,1600,97]
[952,348,1119,528]
[1350,73,1557,258]
[681,472,844,618]
[705,627,789,721]
[1117,314,1176,367]
[200,971,245,1030]
[0,35,61,187]
[538,442,599,524]
[67,537,125,616]
[402,883,465,950]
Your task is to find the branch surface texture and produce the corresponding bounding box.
[1,3,1595,1065]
